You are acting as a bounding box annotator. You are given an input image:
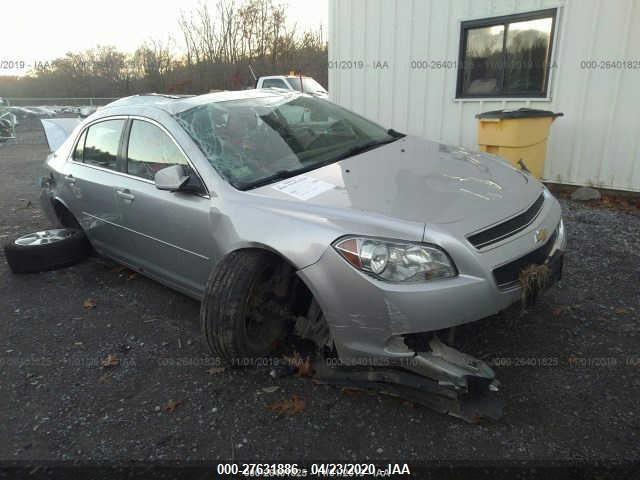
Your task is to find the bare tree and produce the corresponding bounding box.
[6,0,329,98]
[179,10,202,67]
[133,38,175,91]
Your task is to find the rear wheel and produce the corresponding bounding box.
[3,228,91,273]
[200,250,294,365]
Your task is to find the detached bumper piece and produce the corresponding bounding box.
[314,337,503,423]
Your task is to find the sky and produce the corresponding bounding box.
[0,0,328,76]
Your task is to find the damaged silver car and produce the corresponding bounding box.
[36,90,566,421]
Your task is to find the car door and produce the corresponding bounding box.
[112,118,213,298]
[63,118,131,258]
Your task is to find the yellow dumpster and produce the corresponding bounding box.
[476,108,563,178]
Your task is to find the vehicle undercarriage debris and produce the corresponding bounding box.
[294,301,503,423]
[247,268,505,423]
[311,341,503,423]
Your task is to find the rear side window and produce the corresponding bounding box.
[261,78,289,89]
[83,119,125,170]
[126,120,188,181]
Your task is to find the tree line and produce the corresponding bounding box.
[0,0,327,100]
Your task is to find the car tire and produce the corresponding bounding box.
[3,228,91,274]
[201,250,290,365]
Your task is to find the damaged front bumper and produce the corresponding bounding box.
[314,336,503,423]
[298,210,565,364]
[299,206,565,422]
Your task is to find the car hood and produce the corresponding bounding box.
[251,135,543,234]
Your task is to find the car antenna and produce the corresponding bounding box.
[248,64,258,87]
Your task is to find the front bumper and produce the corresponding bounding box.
[298,202,566,363]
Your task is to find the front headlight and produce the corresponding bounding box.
[333,236,457,283]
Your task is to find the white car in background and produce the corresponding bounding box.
[256,75,328,98]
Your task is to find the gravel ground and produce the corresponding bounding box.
[0,118,639,466]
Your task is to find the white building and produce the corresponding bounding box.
[328,0,640,192]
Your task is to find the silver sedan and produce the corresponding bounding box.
[39,90,565,371]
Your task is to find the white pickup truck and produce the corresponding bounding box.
[256,75,328,98]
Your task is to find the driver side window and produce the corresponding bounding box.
[126,120,188,181]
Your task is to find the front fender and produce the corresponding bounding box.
[208,195,425,270]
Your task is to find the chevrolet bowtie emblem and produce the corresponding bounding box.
[534,228,548,243]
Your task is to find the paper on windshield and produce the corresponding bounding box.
[271,175,334,200]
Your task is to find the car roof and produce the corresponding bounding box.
[105,93,195,108]
[261,75,312,79]
[97,89,299,117]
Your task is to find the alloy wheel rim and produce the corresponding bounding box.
[14,229,72,246]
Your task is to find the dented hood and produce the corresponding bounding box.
[254,135,543,232]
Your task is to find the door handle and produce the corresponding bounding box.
[116,189,135,202]
[65,175,76,185]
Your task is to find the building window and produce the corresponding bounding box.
[456,9,556,98]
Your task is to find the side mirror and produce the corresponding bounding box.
[154,165,190,192]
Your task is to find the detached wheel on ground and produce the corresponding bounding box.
[201,250,295,365]
[3,228,91,273]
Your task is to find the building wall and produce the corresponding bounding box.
[328,0,640,191]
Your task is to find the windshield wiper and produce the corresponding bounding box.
[235,168,308,190]
[388,128,405,138]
